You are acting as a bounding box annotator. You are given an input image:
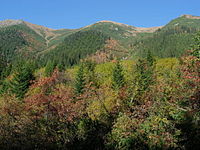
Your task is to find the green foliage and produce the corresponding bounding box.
[1,19,200,149]
[82,21,138,48]
[57,62,65,72]
[139,102,184,149]
[192,31,200,58]
[133,53,155,103]
[112,60,125,89]
[0,55,199,149]
[0,25,28,63]
[0,24,46,65]
[44,61,56,77]
[132,24,198,58]
[40,30,109,67]
[107,113,146,150]
[75,64,86,94]
[84,60,98,87]
[9,62,35,99]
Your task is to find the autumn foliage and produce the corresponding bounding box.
[0,43,200,149]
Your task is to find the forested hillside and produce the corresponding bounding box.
[131,15,200,58]
[1,15,200,69]
[38,30,110,67]
[0,22,47,61]
[0,15,200,149]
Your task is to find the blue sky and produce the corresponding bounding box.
[0,0,200,29]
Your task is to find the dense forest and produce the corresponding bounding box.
[0,15,200,149]
[38,30,110,67]
[131,25,199,58]
[0,27,199,149]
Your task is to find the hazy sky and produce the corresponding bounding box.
[0,0,200,29]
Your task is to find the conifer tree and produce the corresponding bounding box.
[146,50,155,67]
[84,60,97,87]
[45,61,56,77]
[57,62,65,72]
[10,63,34,99]
[192,31,200,58]
[0,55,3,77]
[134,53,155,102]
[75,64,86,94]
[112,60,125,89]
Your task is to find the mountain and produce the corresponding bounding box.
[0,14,200,68]
[1,15,200,150]
[131,15,200,58]
[37,20,163,66]
[0,19,76,63]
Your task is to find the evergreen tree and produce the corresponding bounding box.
[112,60,125,89]
[134,53,155,103]
[57,62,65,72]
[0,54,3,77]
[0,80,10,95]
[45,61,56,77]
[10,63,34,99]
[192,31,200,58]
[84,60,98,87]
[146,50,155,67]
[0,64,12,80]
[136,59,154,91]
[75,64,86,94]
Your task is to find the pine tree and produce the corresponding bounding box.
[45,61,56,77]
[134,54,155,103]
[146,50,155,67]
[10,63,34,99]
[112,60,125,89]
[57,62,65,72]
[192,31,200,58]
[75,64,86,94]
[84,60,98,87]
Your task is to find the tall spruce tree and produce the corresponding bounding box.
[75,64,86,94]
[57,62,65,72]
[10,63,34,99]
[112,60,125,89]
[45,61,56,77]
[84,60,98,87]
[134,52,155,102]
[193,31,200,58]
[146,50,155,67]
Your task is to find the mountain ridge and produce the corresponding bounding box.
[0,14,200,67]
[1,14,199,31]
[0,18,162,31]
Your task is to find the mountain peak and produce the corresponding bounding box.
[0,19,24,27]
[181,14,200,19]
[96,20,134,27]
[97,20,121,24]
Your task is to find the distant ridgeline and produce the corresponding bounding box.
[0,14,200,69]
